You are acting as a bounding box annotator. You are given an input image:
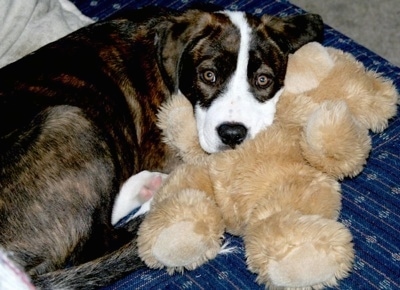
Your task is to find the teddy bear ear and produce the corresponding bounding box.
[261,13,324,53]
[284,42,334,94]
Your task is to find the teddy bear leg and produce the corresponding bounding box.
[137,165,225,273]
[245,210,354,289]
[137,188,225,273]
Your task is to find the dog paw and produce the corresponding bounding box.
[111,170,168,225]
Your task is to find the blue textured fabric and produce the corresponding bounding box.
[71,1,400,289]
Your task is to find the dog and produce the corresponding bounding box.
[0,6,323,289]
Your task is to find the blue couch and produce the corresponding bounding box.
[71,1,400,289]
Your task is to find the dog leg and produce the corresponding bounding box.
[111,171,168,225]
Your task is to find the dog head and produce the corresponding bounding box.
[156,9,323,153]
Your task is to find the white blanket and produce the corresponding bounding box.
[0,0,94,68]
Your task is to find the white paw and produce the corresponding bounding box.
[111,170,168,225]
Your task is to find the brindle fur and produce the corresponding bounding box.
[0,7,323,289]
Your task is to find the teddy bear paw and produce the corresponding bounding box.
[301,100,371,179]
[137,189,225,272]
[246,212,354,289]
[151,220,222,272]
[266,241,350,289]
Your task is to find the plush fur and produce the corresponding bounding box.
[0,6,324,288]
[137,42,398,289]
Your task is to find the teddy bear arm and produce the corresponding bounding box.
[300,100,372,179]
[322,48,398,132]
[157,92,209,165]
[286,43,398,134]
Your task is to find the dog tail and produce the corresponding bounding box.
[32,219,145,290]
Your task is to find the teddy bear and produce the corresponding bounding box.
[136,42,398,289]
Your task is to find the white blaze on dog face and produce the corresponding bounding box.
[177,11,322,154]
[194,11,283,153]
[195,88,282,153]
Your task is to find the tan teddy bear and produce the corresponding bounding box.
[136,42,398,289]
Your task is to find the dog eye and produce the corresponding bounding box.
[256,74,271,88]
[202,70,217,84]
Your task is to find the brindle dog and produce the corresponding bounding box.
[0,7,323,289]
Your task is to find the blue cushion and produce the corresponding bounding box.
[71,1,400,289]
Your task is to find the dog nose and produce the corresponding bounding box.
[217,123,248,148]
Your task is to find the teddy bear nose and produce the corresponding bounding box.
[217,123,248,148]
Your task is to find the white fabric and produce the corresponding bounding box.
[0,0,94,68]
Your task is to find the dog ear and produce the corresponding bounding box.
[262,13,324,53]
[155,10,213,93]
